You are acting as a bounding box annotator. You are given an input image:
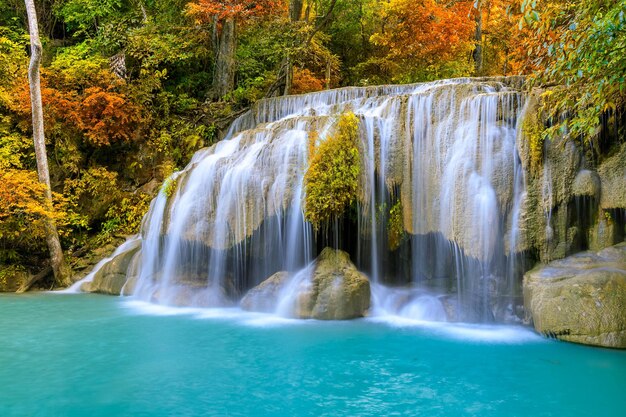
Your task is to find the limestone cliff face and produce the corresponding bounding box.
[516,90,625,263]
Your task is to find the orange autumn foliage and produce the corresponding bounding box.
[79,87,140,146]
[291,67,324,95]
[11,71,141,147]
[371,0,475,67]
[187,0,285,22]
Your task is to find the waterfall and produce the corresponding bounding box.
[123,77,525,322]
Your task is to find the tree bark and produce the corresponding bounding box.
[473,4,483,76]
[16,266,53,294]
[24,0,71,288]
[305,0,338,46]
[289,0,304,22]
[325,59,331,90]
[283,0,304,96]
[213,17,236,98]
[283,56,292,96]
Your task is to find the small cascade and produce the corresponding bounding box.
[61,236,141,293]
[371,284,448,322]
[108,77,528,323]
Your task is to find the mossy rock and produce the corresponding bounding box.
[302,248,371,320]
[523,242,626,348]
[598,142,626,210]
[241,248,371,320]
[572,169,601,198]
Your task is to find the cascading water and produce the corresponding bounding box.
[120,77,526,323]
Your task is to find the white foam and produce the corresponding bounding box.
[122,298,305,327]
[122,299,207,316]
[121,296,541,343]
[368,314,542,344]
[239,314,305,328]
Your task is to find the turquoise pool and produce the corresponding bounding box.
[0,294,624,416]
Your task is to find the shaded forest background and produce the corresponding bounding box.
[0,0,624,284]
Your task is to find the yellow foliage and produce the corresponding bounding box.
[304,112,361,228]
[162,176,178,198]
[522,107,544,169]
[0,170,67,250]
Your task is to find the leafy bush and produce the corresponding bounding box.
[387,199,405,251]
[304,112,361,228]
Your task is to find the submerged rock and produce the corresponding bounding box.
[523,242,626,348]
[241,248,371,320]
[82,239,141,295]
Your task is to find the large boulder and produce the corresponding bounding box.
[241,248,371,320]
[523,242,626,348]
[82,240,141,295]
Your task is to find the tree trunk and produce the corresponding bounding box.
[290,0,304,21]
[213,17,236,98]
[284,56,292,96]
[325,59,331,90]
[24,0,71,288]
[283,0,304,96]
[473,4,483,76]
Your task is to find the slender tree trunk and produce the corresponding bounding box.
[283,0,304,96]
[283,56,292,96]
[325,59,331,90]
[24,0,71,288]
[473,4,483,76]
[289,0,304,21]
[213,17,236,98]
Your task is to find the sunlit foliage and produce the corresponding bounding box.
[304,112,361,228]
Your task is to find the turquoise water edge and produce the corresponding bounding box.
[1,293,624,417]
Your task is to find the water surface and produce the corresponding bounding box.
[0,294,624,416]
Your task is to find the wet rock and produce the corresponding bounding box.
[572,169,601,198]
[588,217,620,252]
[303,248,371,320]
[240,271,290,313]
[598,143,626,210]
[523,242,626,348]
[82,240,141,295]
[241,248,371,320]
[120,251,142,296]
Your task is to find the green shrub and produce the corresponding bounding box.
[387,200,405,251]
[304,112,361,228]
